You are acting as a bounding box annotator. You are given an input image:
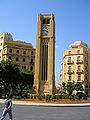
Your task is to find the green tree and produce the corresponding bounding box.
[74,83,84,92]
[65,82,74,96]
[0,60,20,96]
[16,69,34,96]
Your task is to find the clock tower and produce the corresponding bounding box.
[34,14,55,94]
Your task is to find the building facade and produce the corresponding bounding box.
[59,41,90,94]
[34,14,55,94]
[0,32,35,71]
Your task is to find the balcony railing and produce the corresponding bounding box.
[77,81,82,83]
[67,80,73,83]
[67,60,74,64]
[76,60,83,64]
[67,70,74,74]
[76,70,84,74]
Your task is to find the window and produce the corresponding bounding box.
[68,75,71,81]
[9,56,12,60]
[22,66,26,69]
[85,84,88,88]
[42,19,45,24]
[0,43,2,46]
[78,66,81,70]
[30,66,33,71]
[77,56,80,61]
[68,57,71,62]
[16,50,19,53]
[23,58,25,62]
[85,75,88,80]
[0,50,1,53]
[1,36,3,39]
[47,19,50,24]
[68,66,71,70]
[31,58,33,63]
[9,49,12,53]
[16,58,19,61]
[31,51,33,55]
[23,51,26,54]
[42,19,50,24]
[24,66,26,69]
[78,75,81,81]
[77,50,80,54]
[68,51,71,54]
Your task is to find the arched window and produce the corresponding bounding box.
[16,50,19,53]
[30,66,33,71]
[9,49,12,53]
[23,58,25,62]
[23,51,26,54]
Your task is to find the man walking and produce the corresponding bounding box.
[0,94,13,120]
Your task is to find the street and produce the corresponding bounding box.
[0,103,90,120]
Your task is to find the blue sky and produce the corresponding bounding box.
[0,0,90,86]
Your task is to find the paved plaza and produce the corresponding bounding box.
[0,103,90,120]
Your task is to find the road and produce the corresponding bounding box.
[0,103,90,120]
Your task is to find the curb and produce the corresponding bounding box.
[0,99,90,107]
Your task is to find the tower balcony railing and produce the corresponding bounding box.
[76,60,83,64]
[76,70,84,74]
[67,60,74,64]
[67,70,74,74]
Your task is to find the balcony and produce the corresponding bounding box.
[67,60,74,64]
[77,81,82,83]
[76,70,84,74]
[76,60,83,64]
[67,80,73,83]
[67,70,74,74]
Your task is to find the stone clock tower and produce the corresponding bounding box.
[34,14,55,94]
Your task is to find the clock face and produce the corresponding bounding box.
[42,26,48,36]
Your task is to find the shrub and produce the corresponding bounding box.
[68,95,74,100]
[40,94,45,99]
[50,94,55,101]
[62,94,69,99]
[74,95,79,100]
[45,95,51,102]
[29,94,33,99]
[56,94,62,99]
[22,93,29,98]
[13,95,22,100]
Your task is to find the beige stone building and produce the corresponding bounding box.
[0,32,35,71]
[59,41,90,94]
[34,14,55,94]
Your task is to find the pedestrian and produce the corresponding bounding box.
[0,93,13,120]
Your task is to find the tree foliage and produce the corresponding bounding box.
[16,69,34,96]
[0,60,34,97]
[74,83,84,92]
[0,60,19,95]
[64,82,84,96]
[65,82,74,95]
